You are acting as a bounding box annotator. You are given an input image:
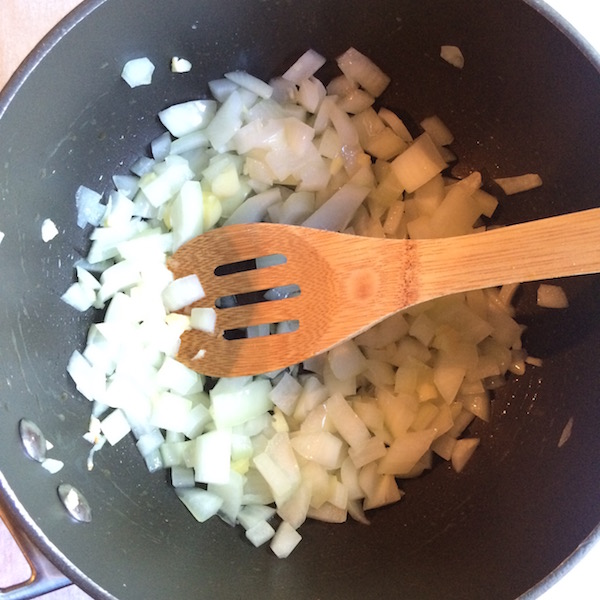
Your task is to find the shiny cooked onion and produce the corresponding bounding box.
[61,48,542,556]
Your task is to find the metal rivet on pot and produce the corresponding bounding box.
[57,484,92,523]
[19,418,47,463]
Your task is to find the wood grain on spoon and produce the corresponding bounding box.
[168,207,600,378]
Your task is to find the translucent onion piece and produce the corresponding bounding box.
[121,57,155,88]
[440,45,465,69]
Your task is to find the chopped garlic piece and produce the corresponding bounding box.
[440,45,464,69]
[171,57,192,73]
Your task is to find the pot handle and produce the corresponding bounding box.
[0,503,72,600]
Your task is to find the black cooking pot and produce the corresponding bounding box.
[1,1,600,598]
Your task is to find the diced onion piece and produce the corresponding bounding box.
[136,429,165,458]
[290,431,344,469]
[176,488,223,522]
[377,430,436,476]
[451,437,480,472]
[301,182,369,231]
[100,409,132,446]
[208,78,239,103]
[223,187,282,226]
[158,100,218,137]
[440,45,464,69]
[246,520,276,547]
[139,155,194,207]
[207,469,245,525]
[325,393,371,448]
[537,284,569,308]
[359,462,404,510]
[269,372,303,416]
[337,89,375,114]
[193,430,232,484]
[41,458,65,474]
[225,71,273,99]
[205,90,245,150]
[162,274,205,312]
[238,504,277,530]
[494,173,543,195]
[270,521,302,558]
[151,132,172,161]
[336,47,391,97]
[76,185,105,228]
[41,218,59,242]
[378,107,413,142]
[171,57,192,73]
[391,133,447,193]
[282,49,327,84]
[190,307,217,333]
[151,392,192,432]
[210,378,273,429]
[348,436,387,468]
[328,340,367,380]
[171,180,204,251]
[525,356,543,367]
[420,115,454,146]
[0,231,4,245]
[307,502,347,523]
[297,77,326,113]
[121,57,155,88]
[61,281,96,312]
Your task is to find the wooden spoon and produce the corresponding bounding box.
[167,207,600,378]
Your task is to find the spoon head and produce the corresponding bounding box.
[167,223,338,377]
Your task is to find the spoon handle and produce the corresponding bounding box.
[412,206,600,303]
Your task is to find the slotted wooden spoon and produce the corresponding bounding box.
[167,207,600,378]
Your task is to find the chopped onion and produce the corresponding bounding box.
[100,409,132,446]
[451,438,480,472]
[224,71,273,99]
[301,182,369,231]
[537,283,569,308]
[190,307,217,333]
[41,458,64,474]
[270,521,302,558]
[158,100,217,138]
[162,274,205,312]
[391,133,447,193]
[494,173,543,195]
[121,57,155,88]
[62,46,542,559]
[282,49,326,84]
[41,218,59,242]
[246,519,276,547]
[76,185,105,228]
[336,47,391,97]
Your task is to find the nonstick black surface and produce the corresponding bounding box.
[1,1,600,598]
